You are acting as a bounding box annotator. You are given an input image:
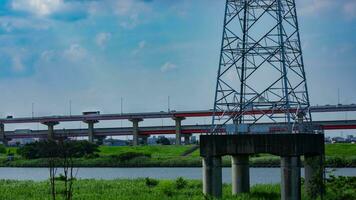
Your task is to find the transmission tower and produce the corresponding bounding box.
[212,0,312,134]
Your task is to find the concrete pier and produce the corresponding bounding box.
[202,156,222,198]
[231,155,250,194]
[129,118,143,146]
[42,121,59,140]
[0,123,6,146]
[200,134,324,200]
[173,117,185,145]
[84,120,99,143]
[281,156,301,200]
[304,155,323,198]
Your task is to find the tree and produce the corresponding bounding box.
[156,137,171,145]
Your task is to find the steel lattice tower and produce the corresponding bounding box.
[212,0,312,134]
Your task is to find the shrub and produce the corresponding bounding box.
[160,182,175,197]
[175,177,187,190]
[0,144,6,154]
[117,152,151,162]
[17,140,99,159]
[145,178,159,188]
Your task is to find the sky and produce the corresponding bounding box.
[0,0,356,132]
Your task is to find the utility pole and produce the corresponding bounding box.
[121,97,123,127]
[168,96,170,112]
[31,103,34,118]
[69,100,72,116]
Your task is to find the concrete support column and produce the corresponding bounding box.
[173,117,185,145]
[42,121,59,140]
[0,123,7,146]
[184,134,191,145]
[281,156,301,200]
[129,118,143,146]
[304,155,323,199]
[84,120,99,143]
[232,155,250,194]
[203,156,222,198]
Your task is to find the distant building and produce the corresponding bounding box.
[331,137,347,143]
[8,138,36,146]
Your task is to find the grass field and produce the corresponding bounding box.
[0,144,355,167]
[0,179,284,200]
[0,176,354,200]
[325,143,356,157]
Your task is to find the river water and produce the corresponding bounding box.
[0,167,355,185]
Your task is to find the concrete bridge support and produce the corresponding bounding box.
[202,156,222,198]
[281,156,301,200]
[42,121,59,140]
[85,120,99,143]
[304,155,324,198]
[200,134,324,200]
[129,118,143,146]
[0,123,7,146]
[232,155,250,194]
[173,117,185,145]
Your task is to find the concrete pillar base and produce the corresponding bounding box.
[129,118,143,146]
[232,155,250,194]
[304,155,324,199]
[0,123,6,146]
[173,117,185,145]
[203,156,222,198]
[281,156,301,200]
[42,122,59,140]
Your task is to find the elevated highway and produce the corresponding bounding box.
[1,104,356,124]
[5,120,356,139]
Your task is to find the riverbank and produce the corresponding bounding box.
[1,144,355,168]
[0,176,354,200]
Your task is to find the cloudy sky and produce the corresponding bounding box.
[0,0,355,130]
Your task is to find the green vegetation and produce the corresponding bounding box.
[17,140,99,159]
[0,176,354,200]
[0,144,355,167]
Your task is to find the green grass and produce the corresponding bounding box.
[325,144,356,157]
[0,176,354,200]
[0,179,281,200]
[98,145,195,158]
[1,144,355,167]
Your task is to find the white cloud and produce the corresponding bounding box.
[299,0,356,19]
[132,40,146,55]
[63,44,87,61]
[343,1,356,19]
[12,0,64,16]
[299,0,333,15]
[160,62,177,72]
[95,32,112,48]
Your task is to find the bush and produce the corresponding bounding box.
[17,140,99,159]
[0,144,6,154]
[145,178,159,188]
[325,176,356,200]
[175,177,187,190]
[117,152,151,162]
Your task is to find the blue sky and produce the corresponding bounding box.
[0,0,356,131]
